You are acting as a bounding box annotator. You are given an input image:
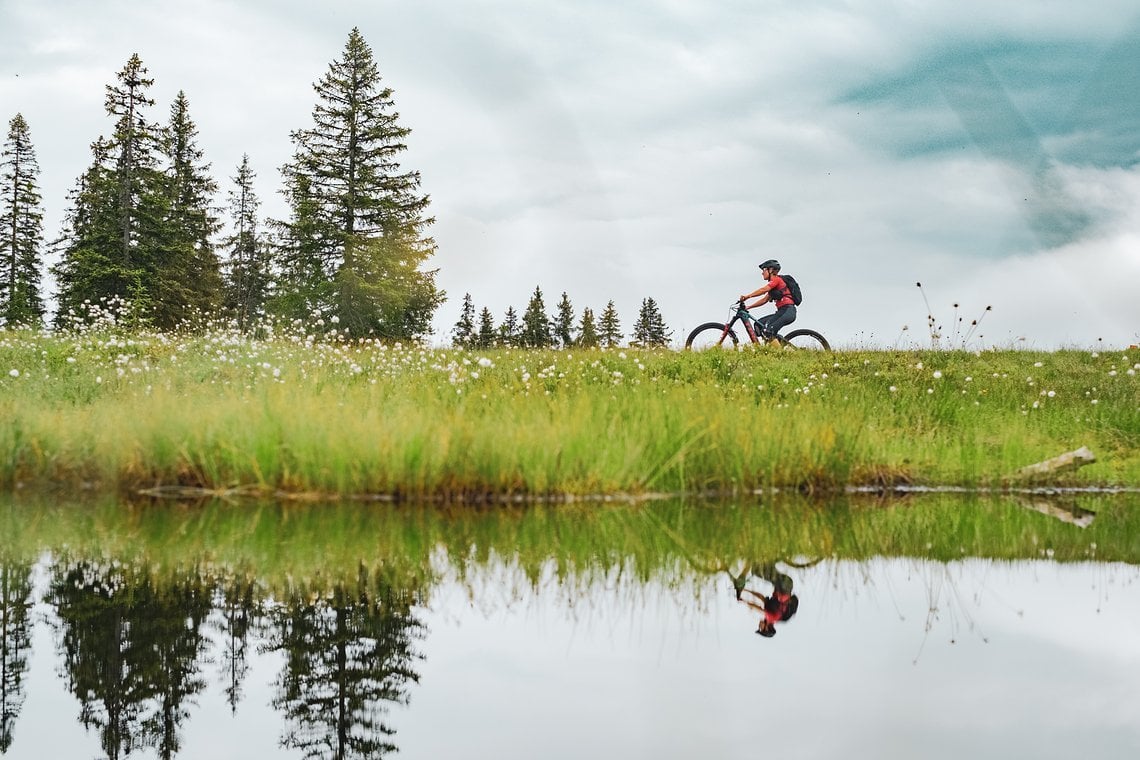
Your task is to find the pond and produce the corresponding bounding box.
[1,492,1138,759]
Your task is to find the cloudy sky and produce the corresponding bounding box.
[2,0,1139,348]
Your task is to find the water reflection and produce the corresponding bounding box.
[46,560,211,759]
[727,561,802,637]
[0,559,33,754]
[266,570,424,759]
[0,492,1136,758]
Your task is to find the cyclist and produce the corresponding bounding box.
[739,259,796,342]
[729,562,799,637]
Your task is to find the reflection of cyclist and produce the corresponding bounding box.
[729,562,799,638]
[739,259,796,341]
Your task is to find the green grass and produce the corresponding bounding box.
[1,325,1138,497]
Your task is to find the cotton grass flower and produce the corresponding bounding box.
[8,369,18,377]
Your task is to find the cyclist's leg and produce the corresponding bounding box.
[767,305,796,337]
[755,313,776,339]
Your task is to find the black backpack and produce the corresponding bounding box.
[779,274,803,305]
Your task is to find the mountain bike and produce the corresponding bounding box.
[684,299,830,350]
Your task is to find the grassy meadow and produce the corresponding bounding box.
[1,322,1138,498]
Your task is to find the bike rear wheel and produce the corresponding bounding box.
[779,329,830,351]
[685,322,740,350]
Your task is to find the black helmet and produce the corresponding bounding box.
[759,259,781,271]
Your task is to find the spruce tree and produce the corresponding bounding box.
[632,296,673,347]
[53,54,168,326]
[269,578,424,760]
[0,114,45,326]
[476,307,496,349]
[222,155,272,331]
[599,300,622,348]
[498,306,520,347]
[276,28,442,338]
[451,293,476,348]
[553,291,575,348]
[157,90,222,327]
[577,307,599,348]
[520,286,552,348]
[0,561,33,753]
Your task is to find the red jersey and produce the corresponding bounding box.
[768,275,795,308]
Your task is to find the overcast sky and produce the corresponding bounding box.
[2,0,1139,348]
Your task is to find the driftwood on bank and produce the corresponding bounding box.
[1015,446,1096,480]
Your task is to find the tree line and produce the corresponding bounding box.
[1,28,441,338]
[450,287,673,349]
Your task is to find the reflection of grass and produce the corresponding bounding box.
[0,325,1138,496]
[2,492,1134,595]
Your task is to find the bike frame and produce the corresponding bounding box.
[721,302,765,344]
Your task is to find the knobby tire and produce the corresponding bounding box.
[685,322,739,350]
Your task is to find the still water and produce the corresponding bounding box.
[1,494,1138,759]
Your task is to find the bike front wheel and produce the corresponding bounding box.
[779,329,830,351]
[685,322,740,350]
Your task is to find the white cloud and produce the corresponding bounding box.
[2,0,1138,347]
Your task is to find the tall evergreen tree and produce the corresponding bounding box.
[599,300,622,348]
[451,292,476,348]
[275,28,443,338]
[156,90,222,327]
[498,306,520,347]
[553,291,575,348]
[222,155,272,331]
[53,54,169,326]
[577,306,599,348]
[46,560,210,760]
[475,307,496,349]
[268,573,425,759]
[632,296,673,347]
[520,286,552,348]
[0,560,33,754]
[212,575,263,716]
[0,114,45,326]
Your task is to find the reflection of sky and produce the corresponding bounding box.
[11,559,1140,759]
[400,559,1140,760]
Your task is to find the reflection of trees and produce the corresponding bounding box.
[211,574,264,714]
[266,567,426,760]
[46,561,211,760]
[0,559,34,754]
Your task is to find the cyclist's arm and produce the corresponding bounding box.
[743,292,771,310]
[740,283,773,301]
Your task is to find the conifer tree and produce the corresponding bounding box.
[53,54,169,326]
[553,291,575,348]
[0,561,33,754]
[577,307,599,348]
[476,307,496,349]
[520,286,552,348]
[498,306,520,347]
[156,90,222,327]
[222,155,272,331]
[599,300,622,348]
[451,293,476,348]
[632,296,673,347]
[276,28,442,338]
[0,114,45,325]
